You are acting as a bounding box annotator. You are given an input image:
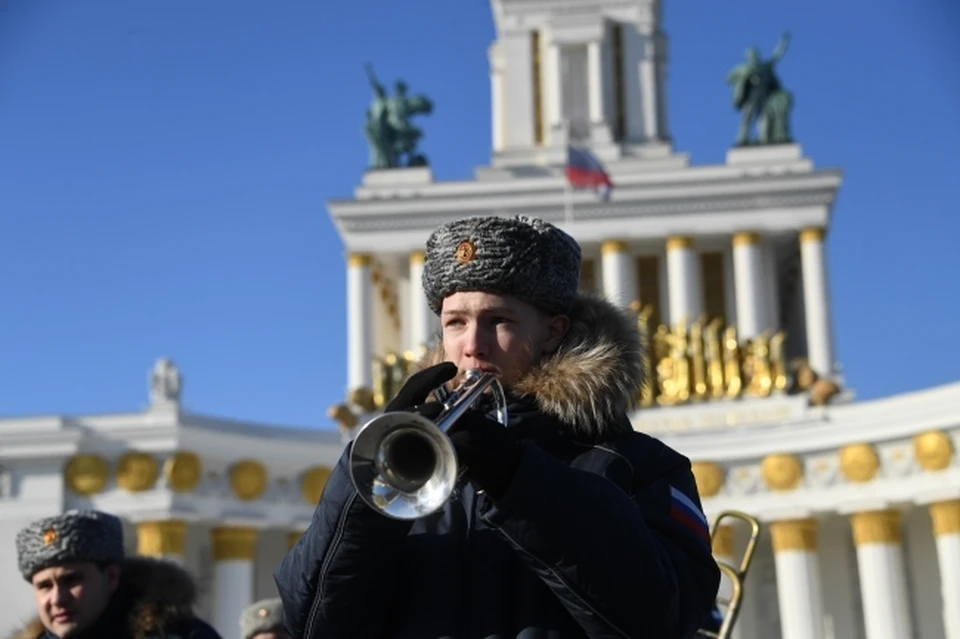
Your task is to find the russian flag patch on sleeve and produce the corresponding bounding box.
[669,485,711,544]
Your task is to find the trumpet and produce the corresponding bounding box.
[348,368,509,520]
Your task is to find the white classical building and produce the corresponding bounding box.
[1,0,958,638]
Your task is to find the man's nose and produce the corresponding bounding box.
[52,585,69,606]
[462,324,489,359]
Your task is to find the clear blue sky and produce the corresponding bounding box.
[1,0,957,430]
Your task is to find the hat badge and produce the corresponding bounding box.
[454,240,476,264]
[257,607,269,618]
[42,528,57,545]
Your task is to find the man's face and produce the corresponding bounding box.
[440,291,569,388]
[31,562,120,638]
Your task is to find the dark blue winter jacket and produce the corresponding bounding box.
[274,294,720,638]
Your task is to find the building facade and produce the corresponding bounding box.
[0,0,957,638]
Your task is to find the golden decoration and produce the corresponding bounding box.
[634,306,788,408]
[347,253,372,267]
[409,250,425,265]
[929,500,960,537]
[258,607,269,618]
[809,379,840,406]
[347,387,377,413]
[799,227,826,243]
[454,240,476,264]
[64,454,109,496]
[691,462,724,498]
[665,235,693,251]
[761,454,803,491]
[211,526,258,561]
[371,351,420,410]
[600,240,627,255]
[732,231,760,247]
[913,430,953,471]
[839,443,880,483]
[116,451,159,492]
[136,520,187,556]
[327,403,357,430]
[851,510,901,546]
[791,358,817,392]
[229,460,267,501]
[712,525,733,557]
[163,451,202,493]
[300,466,332,504]
[771,518,817,552]
[42,529,57,545]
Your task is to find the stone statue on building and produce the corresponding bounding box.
[150,357,182,406]
[363,62,433,169]
[726,31,794,146]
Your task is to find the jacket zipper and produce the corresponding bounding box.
[304,492,357,638]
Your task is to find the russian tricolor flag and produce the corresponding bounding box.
[564,145,613,201]
[669,485,711,545]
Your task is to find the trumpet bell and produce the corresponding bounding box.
[349,411,459,520]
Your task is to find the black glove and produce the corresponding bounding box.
[384,362,458,413]
[446,410,522,500]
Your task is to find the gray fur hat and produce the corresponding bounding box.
[16,509,125,581]
[422,215,582,315]
[241,598,285,639]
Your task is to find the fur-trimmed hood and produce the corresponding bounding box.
[7,557,201,639]
[419,292,644,441]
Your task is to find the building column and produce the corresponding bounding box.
[732,232,765,339]
[408,251,433,353]
[600,241,636,308]
[665,236,701,325]
[136,520,187,564]
[546,42,563,134]
[587,39,604,125]
[211,526,257,639]
[851,510,914,639]
[638,31,660,141]
[347,253,373,392]
[770,518,826,639]
[930,500,960,639]
[800,228,834,378]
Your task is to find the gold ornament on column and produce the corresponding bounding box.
[300,466,332,504]
[761,453,803,491]
[851,510,901,546]
[163,451,203,492]
[770,518,818,552]
[115,451,159,492]
[929,500,960,537]
[64,454,109,496]
[137,520,187,556]
[691,462,724,498]
[839,443,880,483]
[912,430,954,471]
[229,460,267,501]
[799,227,826,244]
[211,526,258,561]
[347,253,372,268]
[600,240,627,255]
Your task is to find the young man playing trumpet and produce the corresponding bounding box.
[275,215,720,638]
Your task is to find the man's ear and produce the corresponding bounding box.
[541,314,570,354]
[105,563,122,593]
